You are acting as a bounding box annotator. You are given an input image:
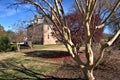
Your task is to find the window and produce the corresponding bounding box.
[48,34,50,39]
[34,20,37,23]
[48,26,50,30]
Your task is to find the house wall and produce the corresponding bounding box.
[43,24,56,45]
[27,14,57,45]
[33,24,43,44]
[27,26,33,41]
[27,24,43,44]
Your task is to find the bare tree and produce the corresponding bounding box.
[27,15,44,47]
[12,20,27,51]
[0,24,6,36]
[13,0,120,80]
[6,30,16,43]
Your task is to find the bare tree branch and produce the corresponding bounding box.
[93,29,120,68]
[75,0,85,14]
[107,29,120,46]
[96,0,120,29]
[75,0,83,14]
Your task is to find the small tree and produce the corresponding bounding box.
[14,0,120,80]
[0,24,6,36]
[12,20,27,51]
[6,30,16,43]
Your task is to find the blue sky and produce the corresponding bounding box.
[0,0,111,34]
[0,0,73,31]
[0,0,28,30]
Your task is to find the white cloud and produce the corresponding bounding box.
[0,5,20,18]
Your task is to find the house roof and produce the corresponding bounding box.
[26,15,52,29]
[26,24,33,29]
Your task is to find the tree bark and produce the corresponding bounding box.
[16,43,20,52]
[28,41,33,49]
[83,68,95,80]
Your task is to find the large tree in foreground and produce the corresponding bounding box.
[14,0,120,80]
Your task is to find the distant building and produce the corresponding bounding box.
[27,15,57,45]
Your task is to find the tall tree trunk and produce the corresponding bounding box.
[16,43,20,52]
[28,41,33,49]
[83,68,95,80]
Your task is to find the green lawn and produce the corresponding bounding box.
[33,44,66,50]
[0,44,65,79]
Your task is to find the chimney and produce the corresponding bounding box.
[34,14,39,20]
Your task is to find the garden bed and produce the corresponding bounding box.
[47,49,120,80]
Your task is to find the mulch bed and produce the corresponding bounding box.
[47,50,120,80]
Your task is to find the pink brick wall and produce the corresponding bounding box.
[43,24,56,45]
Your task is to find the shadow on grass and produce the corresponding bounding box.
[24,50,71,59]
[0,61,85,80]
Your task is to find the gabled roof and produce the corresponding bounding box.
[31,15,52,24]
[27,15,52,29]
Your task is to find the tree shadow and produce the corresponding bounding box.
[24,50,71,59]
[0,61,85,80]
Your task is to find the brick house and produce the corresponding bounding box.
[27,15,57,45]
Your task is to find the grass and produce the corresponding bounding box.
[0,44,65,79]
[33,44,66,51]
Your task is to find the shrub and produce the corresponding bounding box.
[10,44,17,51]
[0,36,10,52]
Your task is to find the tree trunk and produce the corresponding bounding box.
[83,69,95,80]
[28,41,33,49]
[16,43,20,52]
